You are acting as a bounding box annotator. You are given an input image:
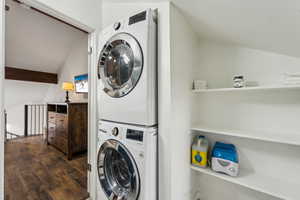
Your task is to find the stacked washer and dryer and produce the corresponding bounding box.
[97,9,158,200]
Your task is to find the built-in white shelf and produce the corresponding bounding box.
[192,85,300,93]
[191,166,297,200]
[191,126,300,146]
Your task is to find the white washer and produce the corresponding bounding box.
[97,120,157,200]
[97,9,157,126]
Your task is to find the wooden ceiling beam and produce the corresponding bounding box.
[5,66,58,84]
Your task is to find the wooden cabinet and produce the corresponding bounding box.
[47,103,88,160]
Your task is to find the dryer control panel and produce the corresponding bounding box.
[126,129,144,142]
[129,11,147,25]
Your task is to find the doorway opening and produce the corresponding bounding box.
[4,0,91,199]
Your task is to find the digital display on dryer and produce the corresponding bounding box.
[129,11,147,25]
[126,129,144,142]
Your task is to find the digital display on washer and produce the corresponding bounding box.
[129,11,147,25]
[126,129,144,142]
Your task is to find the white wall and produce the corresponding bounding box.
[102,2,172,200]
[194,40,300,89]
[44,34,88,103]
[4,80,51,136]
[169,5,200,200]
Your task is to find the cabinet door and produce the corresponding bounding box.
[54,136,68,154]
[56,114,68,138]
[68,104,88,153]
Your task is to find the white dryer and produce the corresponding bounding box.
[97,120,157,200]
[97,9,157,126]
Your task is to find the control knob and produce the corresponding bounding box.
[112,127,119,136]
[113,22,121,31]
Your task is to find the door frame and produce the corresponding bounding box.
[0,0,99,199]
[0,1,4,199]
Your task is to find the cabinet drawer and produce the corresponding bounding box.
[56,116,68,138]
[48,122,55,133]
[48,122,56,143]
[48,112,56,123]
[48,122,56,129]
[48,129,55,144]
[56,113,67,121]
[56,118,67,128]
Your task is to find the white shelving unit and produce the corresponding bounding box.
[185,16,300,199]
[192,85,300,93]
[191,126,300,146]
[191,166,297,200]
[191,83,300,199]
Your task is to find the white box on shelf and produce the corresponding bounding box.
[283,72,300,85]
[193,80,207,90]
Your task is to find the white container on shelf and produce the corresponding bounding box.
[193,80,207,90]
[283,72,300,85]
[211,142,239,177]
[233,75,245,88]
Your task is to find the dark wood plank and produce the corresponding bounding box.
[5,67,58,84]
[68,104,88,158]
[5,136,88,200]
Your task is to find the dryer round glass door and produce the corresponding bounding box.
[97,140,140,200]
[98,33,143,98]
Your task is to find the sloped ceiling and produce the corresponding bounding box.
[5,0,87,73]
[104,0,300,58]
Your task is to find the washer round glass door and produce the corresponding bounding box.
[98,33,143,98]
[97,140,140,200]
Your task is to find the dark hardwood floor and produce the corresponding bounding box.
[4,136,89,200]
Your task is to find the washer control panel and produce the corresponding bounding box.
[126,129,144,142]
